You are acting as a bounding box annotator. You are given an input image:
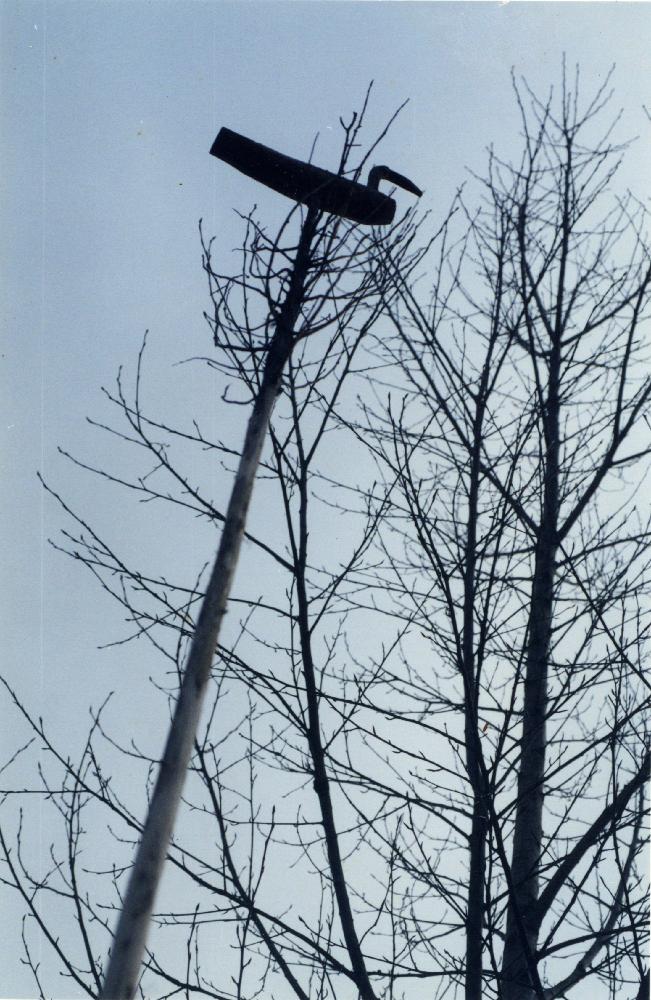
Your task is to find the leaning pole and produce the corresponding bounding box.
[100,127,420,999]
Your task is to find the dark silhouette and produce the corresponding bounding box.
[210,126,421,225]
[367,163,422,196]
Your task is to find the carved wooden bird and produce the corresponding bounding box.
[211,127,422,226]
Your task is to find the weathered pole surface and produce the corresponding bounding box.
[100,206,319,1000]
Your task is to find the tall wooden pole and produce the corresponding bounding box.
[100,206,319,1000]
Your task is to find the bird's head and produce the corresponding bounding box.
[367,165,423,198]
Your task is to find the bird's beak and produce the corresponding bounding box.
[384,168,423,198]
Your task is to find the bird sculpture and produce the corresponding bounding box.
[210,127,422,225]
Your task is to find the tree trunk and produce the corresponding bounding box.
[293,450,377,1000]
[501,333,561,1000]
[463,416,488,1000]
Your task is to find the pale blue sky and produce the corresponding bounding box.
[1,2,650,996]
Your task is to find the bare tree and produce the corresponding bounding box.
[1,71,649,1000]
[365,64,650,999]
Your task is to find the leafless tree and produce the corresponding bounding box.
[1,71,649,1000]
[362,64,650,999]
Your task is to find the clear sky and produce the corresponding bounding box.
[1,2,650,996]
